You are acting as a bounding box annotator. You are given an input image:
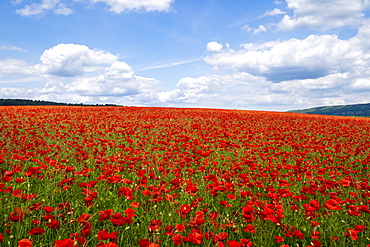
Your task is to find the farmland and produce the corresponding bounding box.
[0,106,369,246]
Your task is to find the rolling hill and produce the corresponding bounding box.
[289,103,370,117]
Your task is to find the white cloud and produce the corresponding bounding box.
[53,3,73,15]
[261,8,286,17]
[277,0,369,30]
[206,42,223,52]
[242,24,267,35]
[2,20,370,110]
[351,78,370,90]
[15,0,173,16]
[158,73,292,109]
[89,0,174,13]
[37,44,118,77]
[204,28,370,82]
[0,45,25,51]
[0,43,162,106]
[0,59,36,78]
[16,0,73,16]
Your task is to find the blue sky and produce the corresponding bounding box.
[1,0,370,110]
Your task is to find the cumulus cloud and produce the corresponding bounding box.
[0,59,36,77]
[204,22,370,83]
[65,60,160,98]
[174,20,370,109]
[158,73,294,109]
[0,43,161,105]
[88,0,174,13]
[16,0,73,16]
[277,0,369,30]
[37,44,118,77]
[206,42,223,52]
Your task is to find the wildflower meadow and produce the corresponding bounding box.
[0,106,369,247]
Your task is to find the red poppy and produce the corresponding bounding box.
[43,206,55,213]
[243,224,256,233]
[310,221,320,227]
[98,230,118,241]
[130,201,140,208]
[77,214,92,224]
[311,230,321,239]
[18,239,32,247]
[274,236,284,243]
[214,232,228,244]
[110,212,131,226]
[176,224,185,232]
[9,207,25,222]
[100,243,118,247]
[28,227,45,236]
[354,225,365,232]
[46,219,60,230]
[347,229,359,241]
[138,239,150,247]
[53,239,75,247]
[324,199,342,210]
[124,208,136,218]
[177,204,191,218]
[99,209,113,222]
[172,234,182,246]
[311,240,322,247]
[226,240,241,247]
[182,231,203,245]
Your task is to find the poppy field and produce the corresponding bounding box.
[0,106,369,247]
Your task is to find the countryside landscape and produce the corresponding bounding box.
[0,104,369,246]
[2,0,370,246]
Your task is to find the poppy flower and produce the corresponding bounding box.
[311,230,321,239]
[354,225,365,232]
[182,231,203,245]
[274,236,284,243]
[347,229,359,241]
[324,199,341,210]
[124,208,136,218]
[98,230,117,241]
[138,239,150,247]
[243,224,256,233]
[177,204,191,218]
[172,234,182,246]
[28,227,45,236]
[226,240,241,247]
[9,207,25,222]
[43,206,55,213]
[311,240,322,247]
[99,209,113,222]
[46,219,60,230]
[53,239,75,247]
[310,221,320,227]
[18,239,32,247]
[176,224,185,232]
[213,232,228,244]
[77,214,92,224]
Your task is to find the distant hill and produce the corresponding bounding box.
[0,98,120,107]
[289,103,370,117]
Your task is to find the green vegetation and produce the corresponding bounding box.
[289,103,370,117]
[0,98,120,107]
